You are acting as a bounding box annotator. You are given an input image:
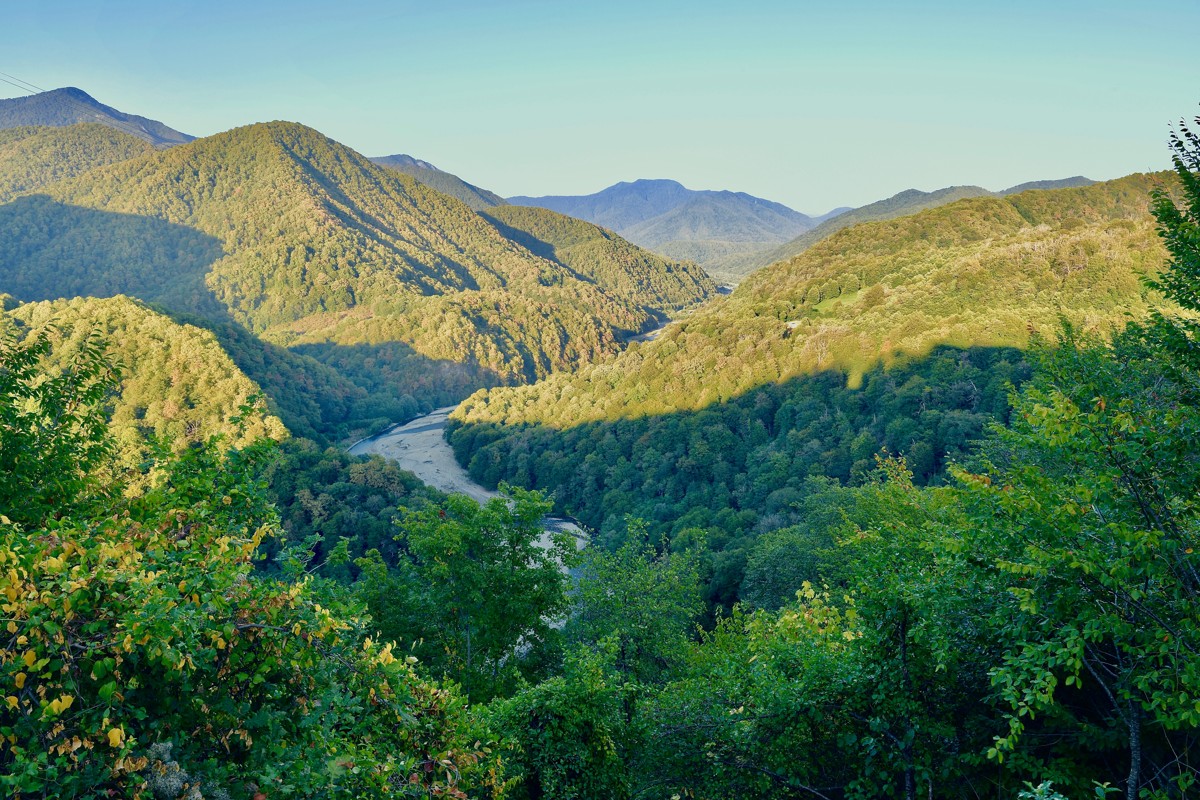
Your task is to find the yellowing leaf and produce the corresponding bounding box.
[21,650,36,669]
[5,696,16,709]
[107,727,125,748]
[48,694,73,714]
[14,672,26,689]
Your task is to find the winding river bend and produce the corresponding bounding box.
[348,406,585,544]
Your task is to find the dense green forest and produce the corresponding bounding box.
[0,121,713,440]
[2,85,1198,799]
[713,177,1096,280]
[449,176,1175,582]
[0,124,152,203]
[456,172,1171,427]
[480,204,716,312]
[2,121,709,348]
[0,331,500,798]
[1,296,285,467]
[458,125,1197,798]
[450,345,1031,607]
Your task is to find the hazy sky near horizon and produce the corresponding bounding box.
[6,0,1199,212]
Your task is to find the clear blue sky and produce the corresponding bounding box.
[6,0,1198,212]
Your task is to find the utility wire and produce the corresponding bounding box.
[0,70,165,144]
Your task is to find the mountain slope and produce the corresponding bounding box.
[716,176,1097,280]
[371,153,505,210]
[1,296,285,465]
[455,172,1170,427]
[0,87,193,147]
[0,124,153,202]
[0,121,713,391]
[446,172,1172,551]
[480,205,716,314]
[509,179,814,269]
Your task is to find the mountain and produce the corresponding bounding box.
[0,87,194,147]
[0,123,153,203]
[999,175,1095,195]
[1,295,286,468]
[446,172,1173,548]
[814,206,853,223]
[509,178,815,270]
[715,176,1097,280]
[462,172,1160,424]
[479,205,715,313]
[371,153,505,210]
[0,121,713,434]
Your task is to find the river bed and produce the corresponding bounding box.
[348,406,586,546]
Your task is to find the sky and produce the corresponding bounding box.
[6,0,1199,213]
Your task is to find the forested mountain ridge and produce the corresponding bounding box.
[0,120,714,399]
[456,171,1169,429]
[0,295,286,468]
[480,204,716,312]
[0,86,194,146]
[446,172,1175,561]
[0,123,153,202]
[715,175,1097,279]
[509,178,815,269]
[371,152,506,210]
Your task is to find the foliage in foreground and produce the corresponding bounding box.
[476,115,1200,800]
[0,332,503,798]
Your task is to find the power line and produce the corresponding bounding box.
[0,72,41,93]
[0,70,161,144]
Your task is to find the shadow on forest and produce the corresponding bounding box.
[0,197,506,444]
[446,345,1034,605]
[0,195,227,317]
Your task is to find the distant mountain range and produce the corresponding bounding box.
[712,176,1097,280]
[510,179,826,271]
[371,154,505,211]
[0,87,193,147]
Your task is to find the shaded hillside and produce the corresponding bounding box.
[480,205,716,314]
[450,346,1031,588]
[0,87,193,147]
[1,296,285,469]
[0,124,153,202]
[0,121,713,388]
[717,176,1096,280]
[169,313,481,444]
[510,178,813,268]
[371,153,505,210]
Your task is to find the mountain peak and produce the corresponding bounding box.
[508,178,811,267]
[0,87,193,147]
[44,87,97,103]
[373,153,439,171]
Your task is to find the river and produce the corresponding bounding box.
[348,406,586,546]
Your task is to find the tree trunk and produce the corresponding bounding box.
[1127,702,1141,800]
[904,744,916,800]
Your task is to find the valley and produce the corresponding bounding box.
[349,405,585,546]
[1,70,1198,800]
